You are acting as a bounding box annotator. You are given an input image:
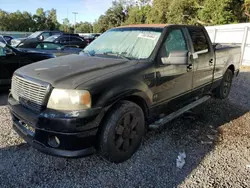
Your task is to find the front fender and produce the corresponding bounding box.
[95,79,154,108]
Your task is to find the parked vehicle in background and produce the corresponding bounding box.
[3,36,13,45]
[17,41,83,56]
[9,24,240,163]
[0,42,55,89]
[45,34,87,49]
[0,35,13,45]
[80,33,101,44]
[0,35,7,44]
[11,31,63,47]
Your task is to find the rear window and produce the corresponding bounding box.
[71,37,82,42]
[36,43,60,49]
[188,28,209,52]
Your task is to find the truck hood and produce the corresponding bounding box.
[15,54,137,89]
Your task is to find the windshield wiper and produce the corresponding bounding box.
[103,52,131,60]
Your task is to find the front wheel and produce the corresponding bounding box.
[99,101,145,163]
[215,69,233,99]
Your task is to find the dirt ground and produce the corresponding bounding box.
[0,69,250,188]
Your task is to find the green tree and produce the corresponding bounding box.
[93,1,126,32]
[75,22,93,33]
[243,0,250,20]
[167,0,201,24]
[33,8,60,30]
[198,0,244,25]
[125,4,151,24]
[46,9,60,30]
[60,18,73,33]
[0,9,36,31]
[147,0,172,23]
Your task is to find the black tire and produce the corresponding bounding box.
[99,100,145,163]
[215,69,233,99]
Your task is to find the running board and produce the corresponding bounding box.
[149,96,211,130]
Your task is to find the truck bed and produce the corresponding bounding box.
[214,44,241,80]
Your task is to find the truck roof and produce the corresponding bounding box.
[118,24,167,28]
[117,24,204,30]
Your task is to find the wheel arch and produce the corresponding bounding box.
[100,92,150,123]
[95,94,149,149]
[227,64,235,75]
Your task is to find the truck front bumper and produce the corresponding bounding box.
[8,95,105,158]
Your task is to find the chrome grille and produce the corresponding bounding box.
[11,75,48,112]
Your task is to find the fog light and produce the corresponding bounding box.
[48,136,60,148]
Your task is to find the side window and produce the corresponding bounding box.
[71,37,82,42]
[188,28,209,52]
[36,44,43,49]
[59,37,70,43]
[164,29,187,56]
[36,43,60,49]
[52,32,62,36]
[41,32,51,40]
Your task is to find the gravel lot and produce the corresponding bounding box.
[1,69,250,188]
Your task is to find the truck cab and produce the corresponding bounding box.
[8,24,240,163]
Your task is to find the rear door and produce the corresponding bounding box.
[58,36,70,46]
[187,27,214,93]
[69,37,86,48]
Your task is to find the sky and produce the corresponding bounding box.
[0,0,114,23]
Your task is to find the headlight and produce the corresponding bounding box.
[47,89,91,110]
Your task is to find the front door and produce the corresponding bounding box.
[154,28,193,110]
[187,27,214,93]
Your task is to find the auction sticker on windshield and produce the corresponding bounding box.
[138,33,158,40]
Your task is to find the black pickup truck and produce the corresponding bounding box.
[8,24,240,163]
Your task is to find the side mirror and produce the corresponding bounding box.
[38,35,44,41]
[161,50,189,65]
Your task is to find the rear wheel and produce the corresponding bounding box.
[215,69,233,99]
[99,101,145,163]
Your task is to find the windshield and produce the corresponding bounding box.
[45,35,60,42]
[84,28,162,60]
[27,31,42,39]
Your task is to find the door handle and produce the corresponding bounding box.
[187,64,193,72]
[209,59,213,66]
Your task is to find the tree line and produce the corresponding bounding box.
[93,0,250,33]
[0,0,250,33]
